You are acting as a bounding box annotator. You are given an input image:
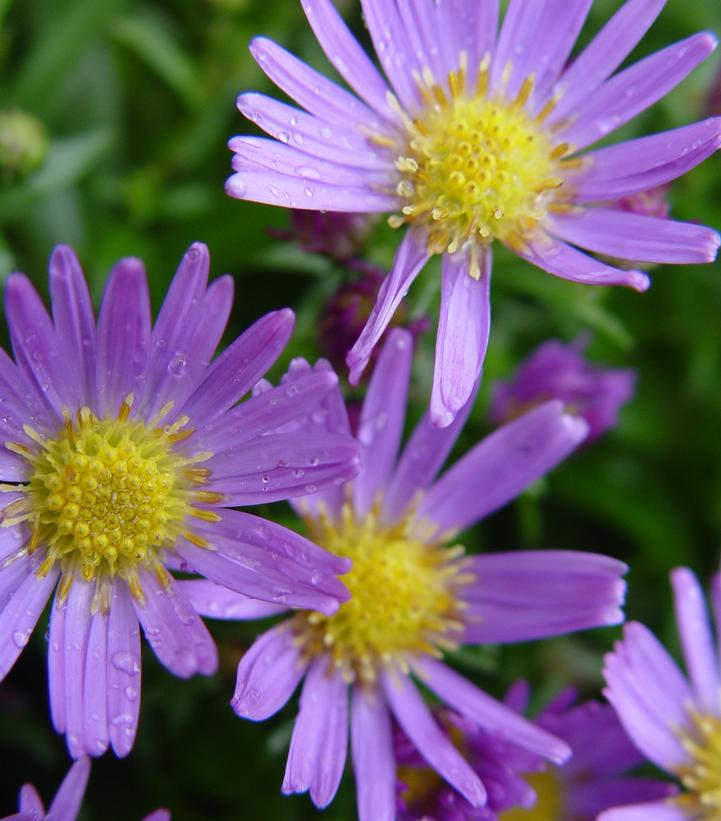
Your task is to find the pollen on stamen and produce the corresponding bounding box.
[291,502,470,684]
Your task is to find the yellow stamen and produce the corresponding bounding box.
[673,709,721,818]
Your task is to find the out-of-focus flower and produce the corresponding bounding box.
[228,0,721,426]
[603,567,721,819]
[0,243,359,759]
[280,211,374,260]
[0,110,48,183]
[319,263,428,378]
[490,338,635,442]
[1,757,169,820]
[191,329,628,819]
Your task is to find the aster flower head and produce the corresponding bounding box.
[490,337,636,442]
[603,567,721,819]
[0,243,360,760]
[199,329,628,819]
[227,0,721,427]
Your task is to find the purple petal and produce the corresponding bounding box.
[671,567,721,716]
[0,564,57,680]
[412,657,571,763]
[569,118,721,202]
[48,593,66,734]
[176,580,287,620]
[490,1,547,97]
[5,274,68,421]
[141,812,171,821]
[461,551,627,643]
[454,0,498,82]
[234,93,390,170]
[397,0,448,87]
[48,246,97,409]
[420,400,588,535]
[18,784,44,814]
[347,230,429,384]
[133,569,217,679]
[382,385,477,525]
[249,37,382,129]
[599,801,688,821]
[95,258,152,418]
[0,346,50,437]
[230,137,389,187]
[551,0,667,123]
[197,369,342,451]
[107,581,141,758]
[176,510,349,615]
[518,234,650,291]
[62,579,94,759]
[231,623,307,720]
[430,248,490,428]
[353,329,412,517]
[301,0,393,118]
[350,685,396,821]
[382,670,486,806]
[82,608,110,757]
[47,756,90,821]
[550,208,720,265]
[560,33,717,149]
[359,0,422,110]
[283,657,348,808]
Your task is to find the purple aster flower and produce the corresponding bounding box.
[490,337,635,442]
[0,243,359,759]
[603,567,721,819]
[187,328,627,819]
[227,0,721,427]
[2,757,169,821]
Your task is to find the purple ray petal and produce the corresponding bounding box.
[550,209,720,265]
[598,801,687,821]
[48,593,66,734]
[95,258,152,419]
[569,118,721,202]
[671,567,721,716]
[49,246,97,409]
[412,657,571,763]
[82,608,110,757]
[231,623,307,720]
[234,93,390,170]
[461,551,627,643]
[455,0,498,81]
[133,570,217,679]
[226,166,395,212]
[551,0,667,123]
[283,657,348,808]
[397,0,447,86]
[560,33,717,150]
[430,248,490,428]
[491,0,546,96]
[301,0,393,118]
[518,235,650,291]
[351,685,395,821]
[107,581,141,758]
[359,0,422,110]
[382,669,486,806]
[420,400,588,535]
[63,579,94,759]
[382,385,477,525]
[0,563,57,680]
[353,329,412,518]
[176,580,287,620]
[18,784,44,814]
[0,346,50,436]
[47,756,90,821]
[249,36,382,128]
[347,229,429,384]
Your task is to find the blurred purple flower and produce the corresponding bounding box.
[603,567,721,819]
[190,329,627,819]
[228,0,720,426]
[1,757,169,820]
[0,243,359,759]
[490,338,635,442]
[275,211,374,260]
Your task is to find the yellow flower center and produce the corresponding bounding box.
[293,503,470,684]
[2,396,221,600]
[674,710,721,818]
[387,56,571,273]
[500,770,566,820]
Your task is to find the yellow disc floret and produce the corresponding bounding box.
[293,502,471,684]
[500,771,566,820]
[388,57,570,269]
[674,709,721,818]
[2,396,219,599]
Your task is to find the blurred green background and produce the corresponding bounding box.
[1,0,720,818]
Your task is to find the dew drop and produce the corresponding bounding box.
[168,351,188,377]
